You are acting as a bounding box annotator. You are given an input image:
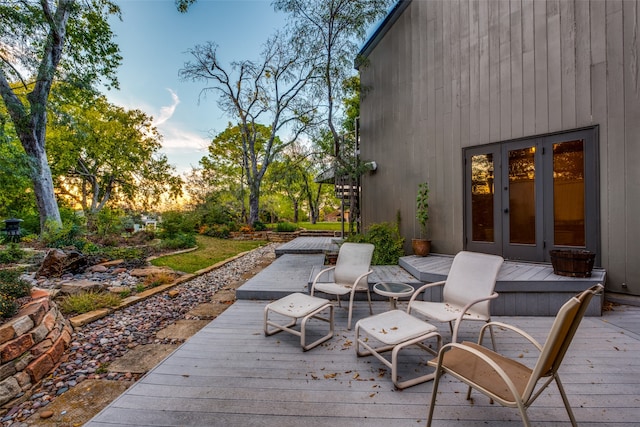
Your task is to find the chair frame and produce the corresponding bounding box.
[407,251,503,346]
[426,284,604,427]
[310,242,374,330]
[264,293,334,351]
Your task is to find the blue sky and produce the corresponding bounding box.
[105,0,287,174]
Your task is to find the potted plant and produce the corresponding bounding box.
[412,182,431,256]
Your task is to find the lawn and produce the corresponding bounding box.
[296,221,342,231]
[150,235,267,274]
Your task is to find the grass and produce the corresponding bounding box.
[150,235,266,274]
[59,291,122,315]
[296,221,342,231]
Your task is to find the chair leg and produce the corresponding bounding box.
[426,367,443,427]
[366,288,373,314]
[555,374,578,427]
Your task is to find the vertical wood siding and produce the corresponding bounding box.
[359,0,640,295]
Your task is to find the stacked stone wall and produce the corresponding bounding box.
[0,294,71,406]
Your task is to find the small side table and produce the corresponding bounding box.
[373,282,415,309]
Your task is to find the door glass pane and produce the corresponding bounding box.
[509,147,536,244]
[471,154,494,242]
[553,140,585,246]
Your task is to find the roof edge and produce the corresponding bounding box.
[355,0,412,69]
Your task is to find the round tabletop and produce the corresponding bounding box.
[373,282,415,298]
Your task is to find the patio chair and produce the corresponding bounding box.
[407,251,503,345]
[310,242,374,330]
[426,284,604,427]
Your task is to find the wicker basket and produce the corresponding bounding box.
[550,250,595,277]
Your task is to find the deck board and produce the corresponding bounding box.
[86,299,640,426]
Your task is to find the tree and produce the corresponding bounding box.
[46,86,183,217]
[199,124,274,223]
[0,113,34,219]
[273,0,392,162]
[0,0,121,231]
[180,34,319,225]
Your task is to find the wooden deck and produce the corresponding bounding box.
[85,299,640,426]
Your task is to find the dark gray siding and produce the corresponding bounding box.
[359,0,640,295]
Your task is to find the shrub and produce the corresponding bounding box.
[160,233,197,250]
[345,222,405,265]
[0,293,17,319]
[203,224,230,239]
[0,270,31,299]
[59,291,122,315]
[276,222,297,232]
[0,243,26,264]
[159,211,197,238]
[41,220,88,250]
[252,220,267,231]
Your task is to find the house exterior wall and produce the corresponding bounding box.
[358,0,640,295]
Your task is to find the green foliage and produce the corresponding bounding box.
[416,182,430,237]
[199,224,230,239]
[0,269,31,299]
[59,291,122,315]
[160,233,197,250]
[0,294,17,319]
[47,87,183,214]
[0,243,26,264]
[41,220,88,250]
[276,222,298,232]
[0,268,31,319]
[159,211,196,239]
[252,220,267,231]
[345,222,405,265]
[91,208,125,237]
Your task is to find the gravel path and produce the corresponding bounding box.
[2,243,278,426]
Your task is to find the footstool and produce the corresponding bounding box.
[264,293,334,351]
[355,309,442,388]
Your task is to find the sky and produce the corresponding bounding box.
[105,0,288,175]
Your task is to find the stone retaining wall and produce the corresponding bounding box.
[0,292,72,406]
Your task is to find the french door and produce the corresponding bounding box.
[464,127,599,263]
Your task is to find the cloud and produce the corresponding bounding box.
[153,88,180,126]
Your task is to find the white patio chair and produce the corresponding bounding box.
[310,242,374,330]
[408,251,504,346]
[426,284,603,427]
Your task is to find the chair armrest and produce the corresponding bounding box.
[310,266,336,294]
[349,269,374,295]
[478,321,543,352]
[408,280,446,306]
[450,292,499,342]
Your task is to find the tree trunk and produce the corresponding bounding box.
[28,138,62,230]
[293,200,299,223]
[248,186,260,226]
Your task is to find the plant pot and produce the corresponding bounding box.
[412,238,431,257]
[325,251,339,265]
[550,249,595,277]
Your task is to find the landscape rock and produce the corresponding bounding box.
[36,250,88,279]
[58,280,104,296]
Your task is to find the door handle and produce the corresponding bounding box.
[504,208,509,213]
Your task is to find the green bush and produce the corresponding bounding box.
[276,222,297,232]
[0,243,26,264]
[160,233,197,250]
[0,293,17,319]
[203,224,230,239]
[345,222,405,265]
[252,220,267,231]
[0,270,31,299]
[92,208,125,237]
[159,211,197,238]
[41,220,88,250]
